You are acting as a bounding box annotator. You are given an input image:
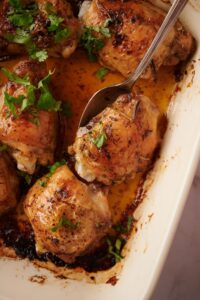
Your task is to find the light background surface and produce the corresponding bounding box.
[151,160,200,300]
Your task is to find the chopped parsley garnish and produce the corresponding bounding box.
[48,159,66,174]
[113,216,133,234]
[90,129,107,149]
[38,159,66,187]
[51,216,79,232]
[0,144,8,152]
[45,3,71,43]
[1,68,62,120]
[107,237,124,263]
[17,170,32,185]
[96,67,109,80]
[80,20,111,62]
[5,1,47,62]
[5,0,70,61]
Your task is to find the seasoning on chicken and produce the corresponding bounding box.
[0,152,19,215]
[0,0,79,61]
[24,164,111,263]
[69,93,161,185]
[80,0,194,79]
[0,60,58,174]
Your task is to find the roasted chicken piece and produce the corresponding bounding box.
[70,93,161,185]
[80,0,194,79]
[24,164,111,263]
[0,60,58,174]
[0,153,19,215]
[0,0,79,60]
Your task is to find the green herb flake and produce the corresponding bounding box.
[0,144,8,152]
[38,179,47,187]
[48,14,64,32]
[113,215,133,234]
[1,68,61,118]
[80,20,111,61]
[48,159,66,174]
[51,216,79,232]
[80,26,104,62]
[29,49,48,62]
[91,131,107,149]
[126,215,133,232]
[107,238,124,263]
[17,170,32,185]
[95,67,109,80]
[1,68,30,86]
[55,28,71,43]
[5,2,47,62]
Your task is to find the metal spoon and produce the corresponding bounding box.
[79,0,188,127]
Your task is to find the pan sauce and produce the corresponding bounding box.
[0,49,176,271]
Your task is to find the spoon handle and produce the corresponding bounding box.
[123,0,188,89]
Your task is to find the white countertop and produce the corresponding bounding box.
[151,160,200,300]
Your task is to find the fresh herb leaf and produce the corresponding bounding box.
[55,28,71,43]
[91,131,107,148]
[96,67,109,80]
[48,14,64,32]
[0,144,8,152]
[38,179,48,187]
[38,160,66,188]
[5,2,47,62]
[8,13,33,27]
[5,28,30,44]
[17,170,32,185]
[107,238,124,263]
[29,49,48,62]
[37,88,61,112]
[80,21,111,61]
[127,215,133,232]
[4,92,25,117]
[1,68,30,86]
[1,68,61,117]
[113,215,133,234]
[80,26,104,62]
[48,159,66,174]
[51,216,79,232]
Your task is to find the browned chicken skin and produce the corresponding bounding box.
[0,0,79,59]
[81,0,194,79]
[24,165,111,263]
[70,93,161,185]
[0,60,58,174]
[0,153,19,215]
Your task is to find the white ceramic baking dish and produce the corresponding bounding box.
[0,1,200,300]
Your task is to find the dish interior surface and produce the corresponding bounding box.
[0,2,199,300]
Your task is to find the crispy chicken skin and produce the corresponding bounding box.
[24,165,111,263]
[0,153,19,215]
[70,93,161,185]
[0,60,58,174]
[81,0,194,79]
[0,0,79,59]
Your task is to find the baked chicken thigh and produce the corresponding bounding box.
[0,0,79,60]
[0,60,58,174]
[24,164,111,263]
[0,153,19,215]
[80,0,194,79]
[70,93,161,185]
